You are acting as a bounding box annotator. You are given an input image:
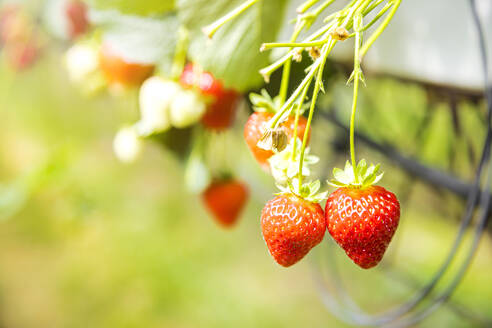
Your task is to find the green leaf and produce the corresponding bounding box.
[91,10,180,68]
[356,159,367,177]
[86,0,175,16]
[333,167,351,184]
[177,0,287,91]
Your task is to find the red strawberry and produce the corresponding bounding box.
[99,44,154,87]
[180,63,240,130]
[261,193,325,267]
[202,180,249,228]
[65,0,89,39]
[6,40,39,71]
[244,112,309,170]
[325,185,400,269]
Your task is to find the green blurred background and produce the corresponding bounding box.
[1,40,492,328]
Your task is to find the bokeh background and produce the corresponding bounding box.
[1,0,492,327]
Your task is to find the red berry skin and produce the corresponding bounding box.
[202,180,249,228]
[6,40,39,71]
[261,194,326,267]
[65,0,89,39]
[325,186,400,269]
[180,63,240,130]
[244,112,309,170]
[99,44,154,87]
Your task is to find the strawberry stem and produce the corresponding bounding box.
[202,0,260,39]
[359,0,401,59]
[278,21,305,106]
[349,14,363,183]
[291,82,311,161]
[170,27,189,81]
[298,41,333,188]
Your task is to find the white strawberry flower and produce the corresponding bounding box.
[113,126,143,163]
[137,76,181,135]
[169,89,206,128]
[64,42,99,83]
[268,138,319,185]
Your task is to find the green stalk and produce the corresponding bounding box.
[349,13,364,183]
[202,0,260,38]
[297,42,332,188]
[291,81,311,161]
[297,0,320,13]
[261,40,327,51]
[259,22,335,80]
[312,0,337,17]
[278,22,305,106]
[170,27,189,80]
[360,0,401,58]
[361,1,393,32]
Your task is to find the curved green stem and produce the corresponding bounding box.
[202,0,260,38]
[261,40,327,51]
[298,42,332,188]
[349,12,365,183]
[291,81,311,161]
[297,0,320,13]
[170,27,189,80]
[360,1,393,32]
[360,0,401,58]
[259,22,334,80]
[279,22,305,106]
[349,74,360,182]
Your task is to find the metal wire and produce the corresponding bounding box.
[314,0,492,326]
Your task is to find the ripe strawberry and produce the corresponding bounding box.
[0,5,28,45]
[65,0,89,39]
[180,63,239,130]
[6,39,39,71]
[99,44,154,87]
[326,162,400,269]
[261,192,326,267]
[202,180,249,228]
[244,112,309,170]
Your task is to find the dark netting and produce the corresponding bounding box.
[312,0,492,326]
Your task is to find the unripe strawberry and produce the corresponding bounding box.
[99,44,154,87]
[65,42,99,83]
[113,126,143,163]
[169,89,206,128]
[137,76,181,135]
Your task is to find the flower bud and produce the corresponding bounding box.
[113,126,142,163]
[65,42,99,83]
[330,26,350,41]
[257,128,288,153]
[293,49,303,62]
[308,46,321,60]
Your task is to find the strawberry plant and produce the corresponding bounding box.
[204,0,402,267]
[37,0,402,266]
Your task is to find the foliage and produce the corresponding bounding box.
[85,0,175,16]
[177,0,287,91]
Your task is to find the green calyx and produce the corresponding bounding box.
[249,89,281,113]
[328,159,383,189]
[249,89,309,115]
[276,178,327,204]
